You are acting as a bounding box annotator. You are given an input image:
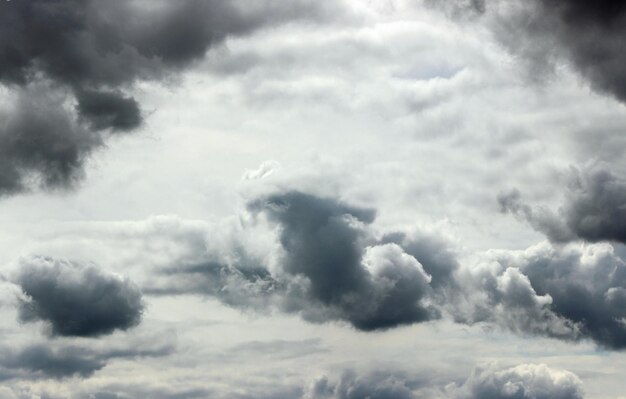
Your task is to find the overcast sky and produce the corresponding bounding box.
[1,0,626,398]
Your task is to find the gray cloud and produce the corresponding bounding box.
[461,0,626,103]
[499,166,626,244]
[456,363,583,399]
[0,0,346,196]
[245,191,439,330]
[75,90,141,132]
[303,364,583,399]
[0,344,106,380]
[0,89,102,195]
[304,371,417,399]
[149,190,445,331]
[16,257,144,337]
[535,1,626,103]
[454,241,626,349]
[0,337,174,381]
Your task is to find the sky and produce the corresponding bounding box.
[1,0,626,398]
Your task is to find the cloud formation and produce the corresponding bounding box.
[456,363,584,399]
[459,0,626,103]
[0,89,102,195]
[0,337,175,381]
[454,241,626,349]
[16,257,144,337]
[0,0,345,196]
[499,166,626,244]
[150,190,445,331]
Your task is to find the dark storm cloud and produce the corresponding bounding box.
[150,190,450,331]
[248,191,439,331]
[16,257,144,337]
[0,0,345,196]
[145,260,279,311]
[536,0,626,103]
[454,0,626,103]
[75,90,141,132]
[499,166,626,244]
[0,0,342,87]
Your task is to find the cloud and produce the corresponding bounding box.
[0,344,106,380]
[0,0,347,196]
[303,364,583,399]
[304,371,417,399]
[456,363,583,399]
[245,191,440,330]
[456,0,626,103]
[0,336,175,381]
[454,240,626,349]
[149,190,445,331]
[499,166,626,244]
[75,90,141,132]
[16,257,144,337]
[0,88,102,195]
[533,1,626,103]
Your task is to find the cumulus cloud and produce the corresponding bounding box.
[453,241,626,349]
[149,190,446,331]
[455,363,583,399]
[499,166,626,244]
[16,257,144,337]
[243,191,440,330]
[0,0,347,196]
[144,187,626,348]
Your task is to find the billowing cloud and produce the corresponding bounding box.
[0,337,175,381]
[16,257,144,337]
[454,241,626,349]
[0,0,347,196]
[304,371,417,399]
[456,363,583,399]
[499,166,626,244]
[0,89,102,195]
[149,190,445,331]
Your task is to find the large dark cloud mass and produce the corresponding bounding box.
[457,363,583,399]
[142,185,626,349]
[499,166,626,244]
[235,191,439,330]
[0,0,342,196]
[151,190,448,331]
[461,0,626,103]
[536,0,626,102]
[16,257,144,337]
